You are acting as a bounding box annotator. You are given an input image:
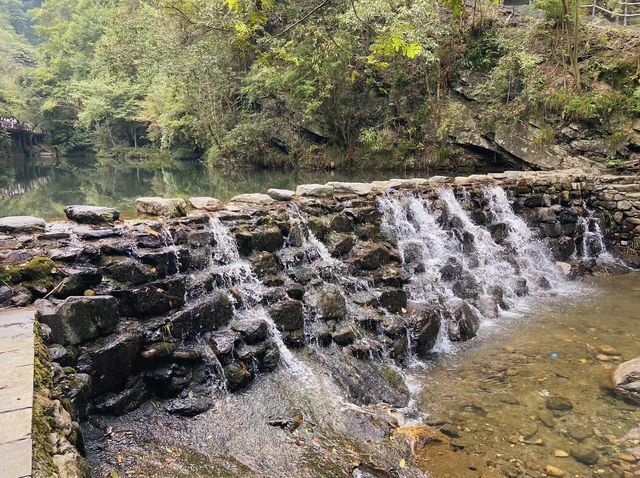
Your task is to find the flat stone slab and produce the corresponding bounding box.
[230,193,275,205]
[64,205,120,224]
[0,308,35,478]
[189,197,224,211]
[0,216,46,234]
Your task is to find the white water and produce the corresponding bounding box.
[379,187,589,358]
[205,216,318,384]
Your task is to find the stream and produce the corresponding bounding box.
[83,274,640,478]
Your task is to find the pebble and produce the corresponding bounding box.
[566,424,593,441]
[554,449,569,457]
[598,345,620,356]
[546,396,573,411]
[537,410,556,428]
[518,421,539,438]
[618,453,637,463]
[545,464,565,476]
[570,445,599,465]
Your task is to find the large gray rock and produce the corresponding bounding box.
[189,197,223,211]
[230,193,275,205]
[37,296,119,345]
[266,188,295,201]
[446,299,481,341]
[296,183,334,197]
[169,292,233,338]
[0,215,46,233]
[610,357,640,404]
[326,182,372,196]
[135,197,187,217]
[64,205,120,224]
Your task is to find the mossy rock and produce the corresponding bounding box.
[0,257,56,287]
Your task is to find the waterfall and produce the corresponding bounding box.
[485,187,564,291]
[158,222,181,273]
[206,216,317,382]
[575,209,616,264]
[379,187,578,357]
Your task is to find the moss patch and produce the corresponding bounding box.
[32,321,57,478]
[0,257,55,287]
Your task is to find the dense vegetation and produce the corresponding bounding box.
[1,0,639,169]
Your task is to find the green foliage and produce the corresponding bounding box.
[543,89,631,124]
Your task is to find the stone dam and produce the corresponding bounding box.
[1,169,639,477]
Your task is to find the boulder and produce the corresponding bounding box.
[0,215,46,233]
[378,289,407,313]
[208,330,240,364]
[610,357,640,404]
[64,205,120,224]
[224,362,253,391]
[102,257,153,285]
[135,197,188,217]
[38,296,119,346]
[230,193,275,205]
[307,285,347,320]
[250,251,281,277]
[269,299,304,332]
[409,303,442,357]
[333,326,356,346]
[230,317,269,344]
[113,278,186,318]
[189,197,223,211]
[447,300,481,341]
[92,376,148,415]
[266,188,295,201]
[296,183,334,197]
[53,265,102,298]
[169,292,233,338]
[77,330,143,395]
[352,241,396,270]
[252,226,284,252]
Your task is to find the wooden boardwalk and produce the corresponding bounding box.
[0,308,35,478]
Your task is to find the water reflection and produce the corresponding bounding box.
[0,155,505,219]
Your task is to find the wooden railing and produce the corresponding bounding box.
[582,0,640,25]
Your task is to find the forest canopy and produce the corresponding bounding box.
[1,0,639,169]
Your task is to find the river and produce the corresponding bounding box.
[0,155,505,219]
[82,274,640,478]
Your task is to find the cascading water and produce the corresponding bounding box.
[380,186,576,357]
[575,208,616,264]
[206,216,317,382]
[485,186,564,290]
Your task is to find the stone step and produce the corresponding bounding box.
[0,308,35,478]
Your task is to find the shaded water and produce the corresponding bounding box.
[414,273,640,478]
[0,155,505,219]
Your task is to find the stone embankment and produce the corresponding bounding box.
[0,169,639,477]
